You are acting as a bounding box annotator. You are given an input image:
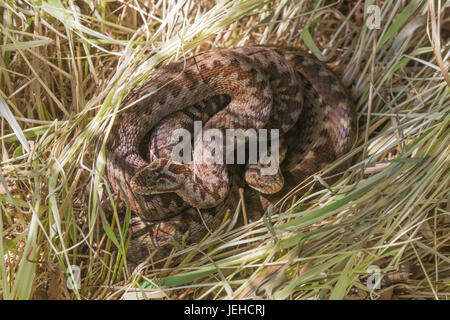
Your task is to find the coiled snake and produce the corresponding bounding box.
[104,46,355,262]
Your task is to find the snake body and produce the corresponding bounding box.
[130,47,304,208]
[106,49,272,219]
[123,95,243,262]
[105,47,355,261]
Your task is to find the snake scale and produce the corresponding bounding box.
[104,46,355,262]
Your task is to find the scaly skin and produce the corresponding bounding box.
[130,47,304,208]
[105,47,355,262]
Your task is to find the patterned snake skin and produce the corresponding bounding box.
[130,47,304,207]
[104,46,355,262]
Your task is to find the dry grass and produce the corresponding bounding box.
[0,0,449,300]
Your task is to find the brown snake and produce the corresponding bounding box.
[130,47,304,207]
[104,46,355,261]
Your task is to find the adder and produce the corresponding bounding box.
[130,47,305,206]
[104,46,355,261]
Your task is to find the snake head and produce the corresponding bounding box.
[130,158,185,195]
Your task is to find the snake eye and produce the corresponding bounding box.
[156,178,165,185]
